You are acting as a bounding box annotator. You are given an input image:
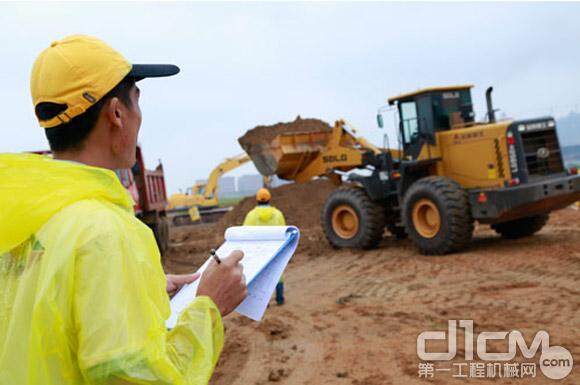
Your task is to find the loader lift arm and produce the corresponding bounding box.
[241,119,398,185]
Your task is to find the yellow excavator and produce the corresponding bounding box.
[240,85,580,254]
[167,153,250,225]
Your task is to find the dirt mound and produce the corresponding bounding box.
[216,179,336,256]
[238,116,332,149]
[217,179,335,232]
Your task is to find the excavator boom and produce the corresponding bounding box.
[201,153,250,206]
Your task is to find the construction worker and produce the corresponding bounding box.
[0,35,247,385]
[243,188,287,305]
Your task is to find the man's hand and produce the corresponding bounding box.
[166,273,200,298]
[197,250,247,317]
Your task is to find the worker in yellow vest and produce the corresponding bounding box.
[243,188,286,305]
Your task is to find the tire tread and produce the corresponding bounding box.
[321,187,385,249]
[403,176,474,255]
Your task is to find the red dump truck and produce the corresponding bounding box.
[115,145,169,257]
[32,145,170,257]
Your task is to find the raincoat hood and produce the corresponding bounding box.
[0,153,133,254]
[256,206,274,222]
[243,204,286,227]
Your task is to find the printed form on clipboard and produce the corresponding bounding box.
[166,226,300,329]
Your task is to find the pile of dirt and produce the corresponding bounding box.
[238,116,332,150]
[216,178,337,256]
[218,179,335,231]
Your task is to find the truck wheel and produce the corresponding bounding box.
[386,222,407,239]
[321,187,385,249]
[153,217,170,258]
[403,177,473,255]
[491,214,549,239]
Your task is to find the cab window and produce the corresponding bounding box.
[400,101,419,145]
[433,90,474,129]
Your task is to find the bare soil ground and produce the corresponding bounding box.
[165,183,579,385]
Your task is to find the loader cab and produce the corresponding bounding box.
[387,85,475,159]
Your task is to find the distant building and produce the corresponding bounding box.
[191,174,288,198]
[238,174,263,196]
[218,176,236,198]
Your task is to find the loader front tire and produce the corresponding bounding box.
[322,187,385,249]
[491,214,549,239]
[403,177,473,255]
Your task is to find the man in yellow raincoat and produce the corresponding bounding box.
[243,188,287,305]
[0,35,247,385]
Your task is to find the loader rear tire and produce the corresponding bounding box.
[403,177,473,255]
[322,187,385,249]
[491,214,549,239]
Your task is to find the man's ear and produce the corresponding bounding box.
[104,97,126,157]
[105,97,123,130]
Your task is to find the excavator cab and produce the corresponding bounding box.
[386,85,475,159]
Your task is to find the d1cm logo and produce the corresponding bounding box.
[417,320,573,380]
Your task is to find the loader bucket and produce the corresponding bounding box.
[239,130,333,179]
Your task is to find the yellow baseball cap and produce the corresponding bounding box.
[31,34,179,128]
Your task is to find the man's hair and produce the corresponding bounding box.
[36,76,136,152]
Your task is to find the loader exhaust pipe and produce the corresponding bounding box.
[486,86,496,123]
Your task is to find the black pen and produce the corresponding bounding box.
[210,249,221,264]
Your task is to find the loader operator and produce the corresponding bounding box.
[0,35,247,385]
[243,188,287,305]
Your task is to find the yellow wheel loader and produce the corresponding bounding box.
[240,85,580,254]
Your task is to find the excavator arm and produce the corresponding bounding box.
[200,153,250,206]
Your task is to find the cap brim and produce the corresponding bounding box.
[129,64,180,81]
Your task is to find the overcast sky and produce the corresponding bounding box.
[1,2,579,194]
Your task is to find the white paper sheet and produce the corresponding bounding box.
[166,226,300,329]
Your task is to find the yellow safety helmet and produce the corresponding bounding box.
[256,188,271,203]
